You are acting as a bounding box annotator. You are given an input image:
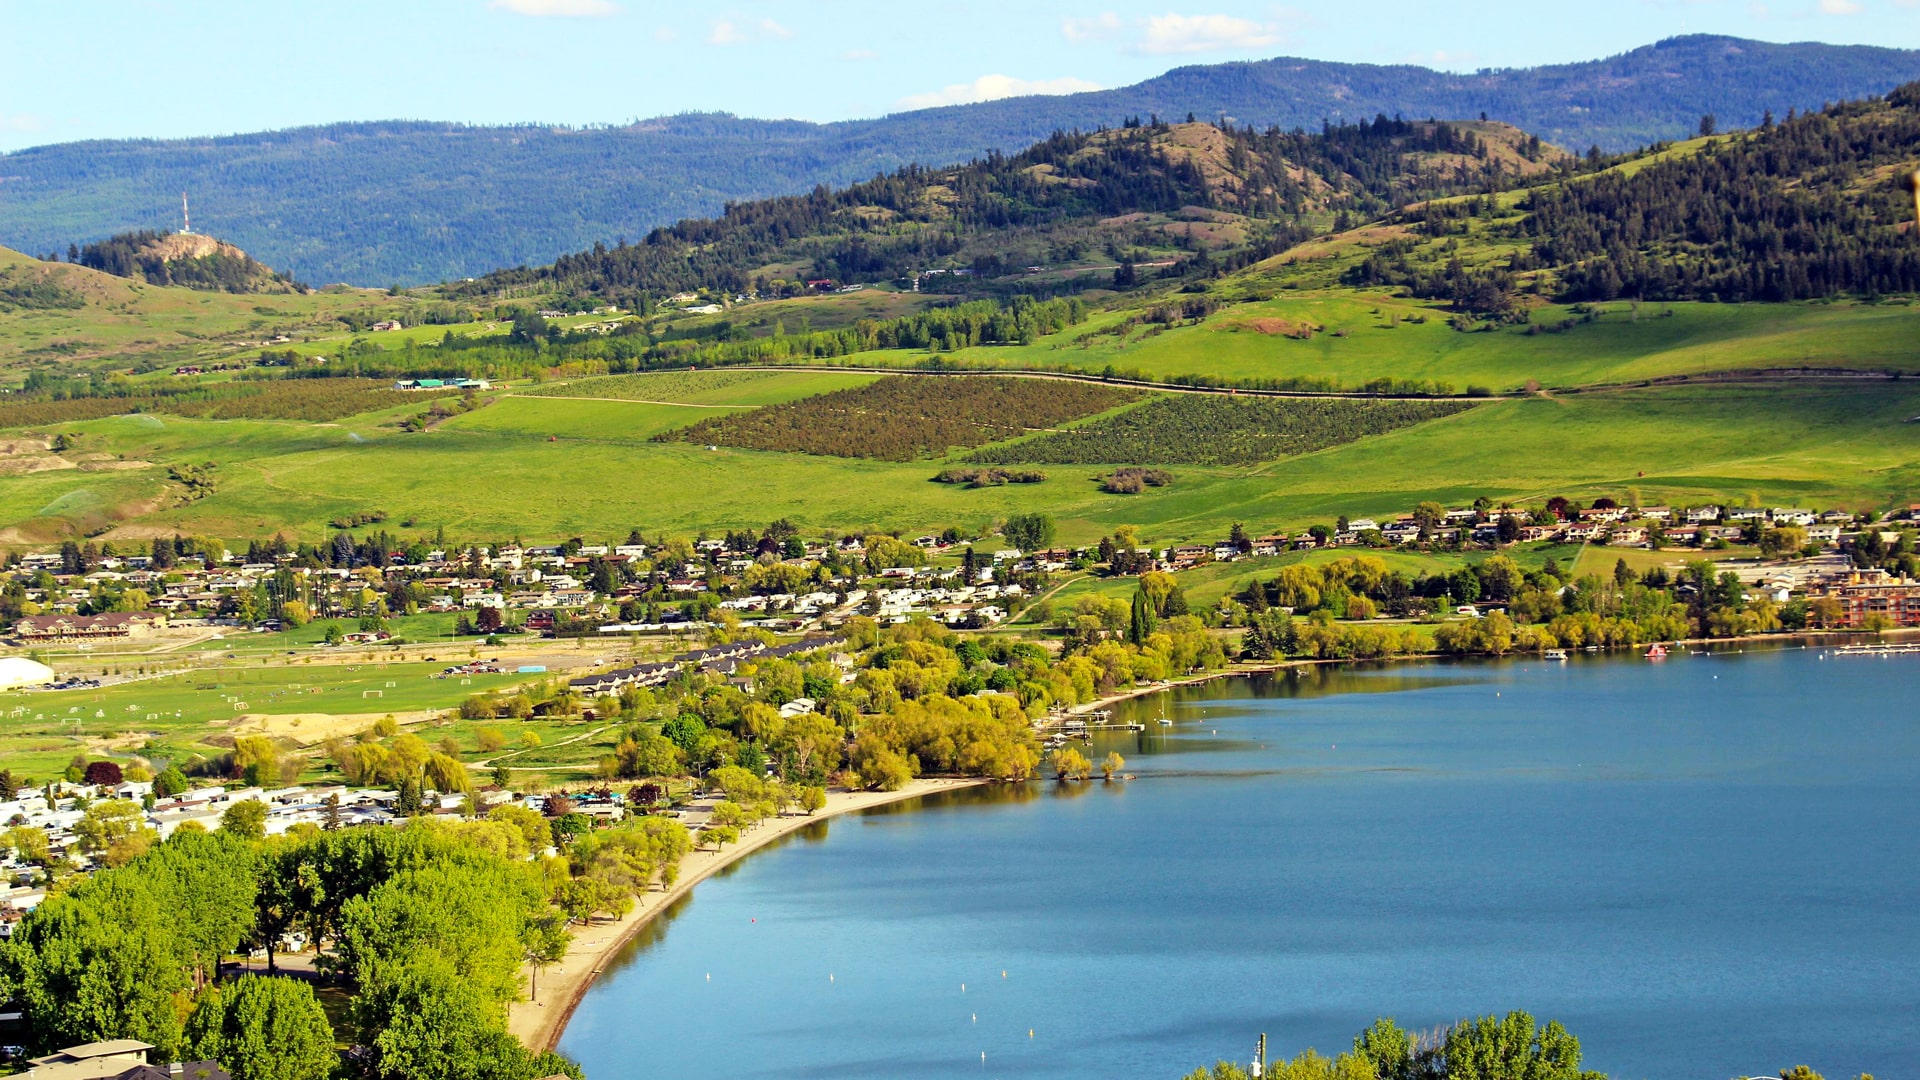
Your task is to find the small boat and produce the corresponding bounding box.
[1156,717,1173,726]
[1645,644,1668,660]
[1543,649,1568,662]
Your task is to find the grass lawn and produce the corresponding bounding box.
[0,659,537,779]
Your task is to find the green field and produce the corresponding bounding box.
[1036,543,1599,615]
[6,379,1911,548]
[5,243,1920,550]
[519,368,880,406]
[0,659,536,777]
[911,296,1920,393]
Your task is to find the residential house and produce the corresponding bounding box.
[15,611,167,641]
[1809,573,1920,628]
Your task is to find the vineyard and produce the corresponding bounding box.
[966,395,1478,466]
[0,378,434,428]
[657,375,1140,461]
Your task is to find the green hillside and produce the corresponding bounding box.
[2,88,1919,549]
[4,35,1919,285]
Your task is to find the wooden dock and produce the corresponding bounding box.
[1833,642,1920,656]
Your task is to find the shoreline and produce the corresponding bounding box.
[520,630,1909,1053]
[1061,629,1909,719]
[511,776,991,1053]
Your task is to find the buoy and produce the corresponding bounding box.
[830,973,835,982]
[961,983,966,992]
[972,1013,977,1023]
[1029,1029,1035,1039]
[705,973,710,982]
[1002,970,1007,978]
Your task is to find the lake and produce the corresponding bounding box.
[558,646,1920,1079]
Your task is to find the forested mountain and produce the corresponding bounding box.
[1342,84,1920,305]
[1,36,1916,286]
[467,117,1563,303]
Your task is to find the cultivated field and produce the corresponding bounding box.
[3,379,1910,548]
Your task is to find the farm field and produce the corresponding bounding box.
[660,375,1142,460]
[4,379,1908,549]
[899,296,1920,393]
[519,368,880,406]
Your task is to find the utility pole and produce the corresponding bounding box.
[181,192,192,234]
[1253,1033,1266,1078]
[1908,169,1920,230]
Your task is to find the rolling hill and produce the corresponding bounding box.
[470,116,1565,303]
[2,36,1918,286]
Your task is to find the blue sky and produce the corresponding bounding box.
[2,0,1917,152]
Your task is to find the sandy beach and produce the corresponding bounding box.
[509,776,991,1052]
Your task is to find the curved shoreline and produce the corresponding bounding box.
[519,632,1906,1053]
[511,777,991,1053]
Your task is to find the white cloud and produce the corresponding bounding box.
[897,74,1102,111]
[1408,49,1480,69]
[1816,0,1862,11]
[708,17,792,44]
[1,113,43,133]
[489,0,619,16]
[1137,12,1287,55]
[841,48,879,61]
[1062,12,1123,41]
[653,26,676,41]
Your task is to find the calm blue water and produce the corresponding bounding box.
[559,647,1920,1080]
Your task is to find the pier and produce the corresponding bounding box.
[1832,643,1920,656]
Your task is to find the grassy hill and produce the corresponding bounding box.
[3,368,1915,549]
[0,244,462,382]
[3,89,1919,549]
[4,36,1918,286]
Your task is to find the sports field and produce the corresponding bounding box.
[0,658,535,777]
